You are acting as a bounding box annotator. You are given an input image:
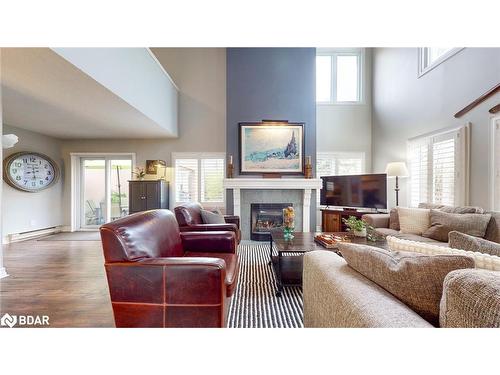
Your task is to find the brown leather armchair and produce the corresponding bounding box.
[100,209,239,328]
[174,202,241,243]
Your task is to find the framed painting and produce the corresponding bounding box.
[239,121,305,175]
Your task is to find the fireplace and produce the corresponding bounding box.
[250,203,292,241]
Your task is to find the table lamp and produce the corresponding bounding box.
[385,162,409,206]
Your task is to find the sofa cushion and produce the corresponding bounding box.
[484,211,500,244]
[422,210,491,242]
[389,208,400,231]
[200,209,226,224]
[397,207,430,235]
[376,228,448,246]
[440,269,500,328]
[184,252,239,297]
[449,231,500,257]
[418,203,485,214]
[387,236,500,271]
[337,243,474,326]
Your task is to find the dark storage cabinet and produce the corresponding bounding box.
[129,180,169,214]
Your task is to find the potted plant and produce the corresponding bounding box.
[342,216,367,237]
[132,167,146,180]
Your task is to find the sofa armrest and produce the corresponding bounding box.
[303,250,432,328]
[362,213,390,228]
[224,215,240,228]
[449,231,500,257]
[440,268,500,328]
[180,231,236,253]
[180,223,238,233]
[105,257,228,327]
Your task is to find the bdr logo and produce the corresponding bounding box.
[0,313,50,328]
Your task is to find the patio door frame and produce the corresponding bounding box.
[70,152,136,231]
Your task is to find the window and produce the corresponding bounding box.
[407,126,469,207]
[492,118,500,210]
[418,48,463,77]
[173,152,225,208]
[316,49,363,104]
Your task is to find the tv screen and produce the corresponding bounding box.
[320,174,387,210]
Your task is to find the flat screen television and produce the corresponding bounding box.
[320,173,387,210]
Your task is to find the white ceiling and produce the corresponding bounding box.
[1,48,173,139]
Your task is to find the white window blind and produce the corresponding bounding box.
[407,125,469,207]
[201,158,224,203]
[493,119,500,210]
[173,153,225,208]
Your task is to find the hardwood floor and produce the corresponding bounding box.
[0,238,115,327]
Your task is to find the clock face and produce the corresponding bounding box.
[4,152,59,192]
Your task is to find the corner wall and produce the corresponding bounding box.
[372,48,500,209]
[2,125,64,239]
[225,48,317,230]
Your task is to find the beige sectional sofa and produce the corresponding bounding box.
[303,250,500,328]
[303,203,500,328]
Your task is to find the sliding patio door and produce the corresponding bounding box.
[79,156,132,229]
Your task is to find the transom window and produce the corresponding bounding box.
[418,48,463,77]
[316,49,363,104]
[172,152,225,208]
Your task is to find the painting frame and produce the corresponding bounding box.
[239,121,305,175]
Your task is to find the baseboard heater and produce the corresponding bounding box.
[7,226,61,243]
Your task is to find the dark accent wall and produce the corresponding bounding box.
[226,48,317,230]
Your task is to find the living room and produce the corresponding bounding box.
[1,1,499,374]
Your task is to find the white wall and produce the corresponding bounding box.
[52,48,179,137]
[316,49,373,172]
[2,125,64,240]
[372,48,500,209]
[0,48,6,277]
[60,48,227,225]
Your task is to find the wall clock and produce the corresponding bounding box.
[3,152,60,192]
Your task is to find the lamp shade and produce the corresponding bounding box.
[385,162,409,177]
[2,134,19,149]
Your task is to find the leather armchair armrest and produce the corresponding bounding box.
[362,213,390,228]
[224,215,240,228]
[180,231,236,253]
[105,258,228,327]
[180,223,238,232]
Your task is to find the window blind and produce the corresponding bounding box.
[494,120,500,210]
[407,125,469,207]
[201,158,225,203]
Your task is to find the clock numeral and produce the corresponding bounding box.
[45,177,50,181]
[39,180,44,185]
[16,176,21,181]
[23,180,28,185]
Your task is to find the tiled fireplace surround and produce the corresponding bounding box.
[223,178,322,240]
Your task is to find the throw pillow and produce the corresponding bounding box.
[448,231,500,257]
[338,242,474,326]
[387,235,500,271]
[418,202,485,214]
[200,209,226,224]
[389,207,400,231]
[397,207,430,235]
[422,210,491,242]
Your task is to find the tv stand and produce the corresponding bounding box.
[321,208,370,232]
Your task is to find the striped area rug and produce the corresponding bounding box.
[227,242,304,328]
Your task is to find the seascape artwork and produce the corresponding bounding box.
[240,124,304,173]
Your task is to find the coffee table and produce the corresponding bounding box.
[269,228,387,296]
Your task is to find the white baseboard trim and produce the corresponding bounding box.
[0,267,8,279]
[3,226,64,244]
[60,226,73,232]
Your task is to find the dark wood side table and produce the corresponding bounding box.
[269,229,387,297]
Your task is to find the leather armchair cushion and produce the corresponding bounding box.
[180,231,236,253]
[184,252,239,297]
[174,202,204,226]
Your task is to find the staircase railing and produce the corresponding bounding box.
[454,83,500,118]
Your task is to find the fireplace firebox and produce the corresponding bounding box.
[250,203,292,241]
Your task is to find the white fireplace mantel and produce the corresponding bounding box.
[223,178,322,232]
